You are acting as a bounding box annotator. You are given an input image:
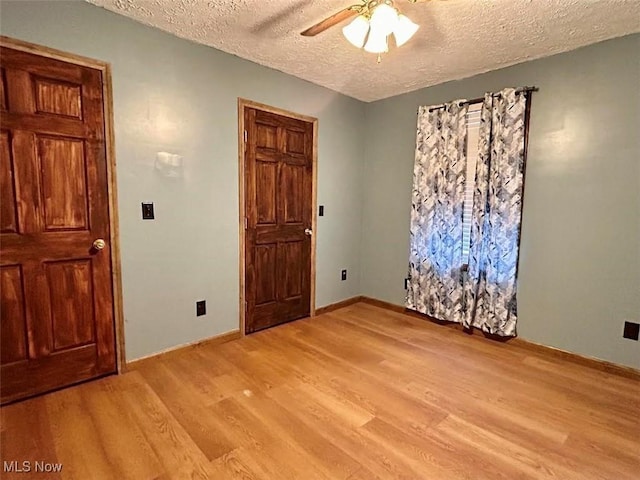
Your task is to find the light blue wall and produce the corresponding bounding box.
[2,1,638,368]
[361,34,640,368]
[0,1,366,360]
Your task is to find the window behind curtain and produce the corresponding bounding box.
[462,103,482,263]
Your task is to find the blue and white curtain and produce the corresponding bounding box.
[406,101,468,324]
[408,87,528,337]
[464,88,527,335]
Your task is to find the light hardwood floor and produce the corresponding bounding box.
[2,303,639,479]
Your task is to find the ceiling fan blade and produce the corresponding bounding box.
[301,8,358,37]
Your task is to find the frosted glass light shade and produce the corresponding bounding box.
[369,2,399,36]
[393,14,419,46]
[364,24,389,54]
[342,15,370,48]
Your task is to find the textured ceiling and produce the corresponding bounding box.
[87,0,640,102]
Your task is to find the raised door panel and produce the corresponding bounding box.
[10,131,42,234]
[34,77,83,119]
[255,161,277,225]
[256,123,278,151]
[0,266,29,365]
[0,130,18,233]
[254,244,277,306]
[38,136,89,231]
[4,69,36,114]
[278,241,303,300]
[45,260,95,351]
[280,163,304,224]
[285,129,306,156]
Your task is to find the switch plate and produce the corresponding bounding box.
[623,321,639,341]
[196,300,206,317]
[341,269,347,281]
[319,205,324,216]
[141,202,155,220]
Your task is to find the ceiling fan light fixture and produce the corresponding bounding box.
[342,15,370,48]
[369,2,399,36]
[364,23,389,54]
[393,14,419,47]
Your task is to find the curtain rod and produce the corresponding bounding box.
[426,86,538,113]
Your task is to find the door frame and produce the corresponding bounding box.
[237,98,318,335]
[0,36,126,372]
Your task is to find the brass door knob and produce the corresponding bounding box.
[93,239,106,250]
[304,229,313,236]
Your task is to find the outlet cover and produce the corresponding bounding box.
[196,300,206,317]
[341,269,347,281]
[141,202,155,220]
[623,321,639,341]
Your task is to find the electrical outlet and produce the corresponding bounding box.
[196,300,206,317]
[341,269,347,281]
[141,202,154,220]
[623,321,639,341]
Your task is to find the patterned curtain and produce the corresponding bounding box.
[406,101,468,323]
[463,88,528,336]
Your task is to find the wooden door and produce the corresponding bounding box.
[0,46,116,404]
[244,108,314,333]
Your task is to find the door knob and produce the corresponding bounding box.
[304,228,313,236]
[92,238,106,250]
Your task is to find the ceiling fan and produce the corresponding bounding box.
[301,0,424,55]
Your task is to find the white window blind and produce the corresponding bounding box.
[462,103,482,263]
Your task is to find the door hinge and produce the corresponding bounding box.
[244,130,248,143]
[244,217,248,229]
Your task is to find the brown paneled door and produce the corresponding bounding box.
[244,107,314,333]
[0,46,116,404]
